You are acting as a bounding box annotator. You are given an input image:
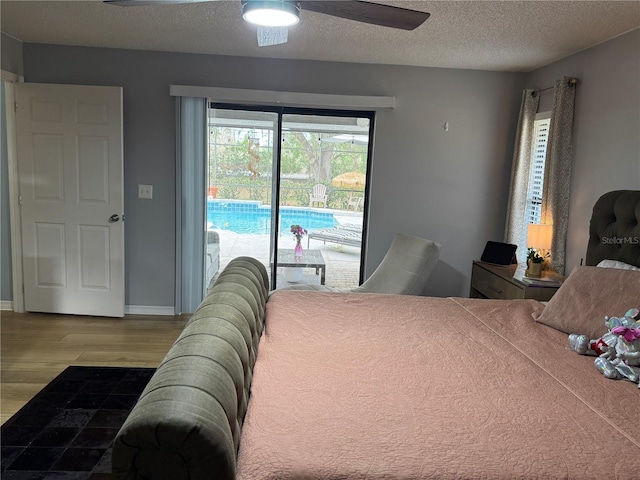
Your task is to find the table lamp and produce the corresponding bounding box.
[526,224,552,277]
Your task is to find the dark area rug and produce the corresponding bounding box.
[1,366,155,480]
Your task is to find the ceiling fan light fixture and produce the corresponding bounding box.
[242,1,300,28]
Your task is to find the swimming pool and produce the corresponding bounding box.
[207,200,337,235]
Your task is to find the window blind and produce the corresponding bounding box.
[525,117,550,224]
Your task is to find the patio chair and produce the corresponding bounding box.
[278,233,441,296]
[309,184,328,208]
[347,194,364,211]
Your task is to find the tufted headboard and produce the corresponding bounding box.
[585,190,640,267]
[113,256,269,480]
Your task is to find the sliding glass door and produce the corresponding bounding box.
[275,113,370,290]
[206,105,373,291]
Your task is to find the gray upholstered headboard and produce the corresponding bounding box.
[585,190,640,267]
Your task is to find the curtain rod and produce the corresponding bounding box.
[531,77,578,96]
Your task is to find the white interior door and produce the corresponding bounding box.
[16,83,124,317]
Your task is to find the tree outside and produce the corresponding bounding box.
[208,125,368,210]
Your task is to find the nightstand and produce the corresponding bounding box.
[470,261,562,301]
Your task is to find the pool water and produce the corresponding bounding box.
[207,201,336,235]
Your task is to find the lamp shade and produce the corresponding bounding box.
[527,224,552,250]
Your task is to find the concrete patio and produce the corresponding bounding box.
[215,211,363,290]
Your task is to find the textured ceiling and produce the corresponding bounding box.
[1,0,639,72]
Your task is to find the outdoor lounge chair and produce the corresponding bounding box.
[283,233,441,296]
[307,223,362,248]
[309,184,328,207]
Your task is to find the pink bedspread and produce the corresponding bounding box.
[236,292,640,479]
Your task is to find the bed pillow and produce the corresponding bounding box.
[534,266,640,338]
[597,259,640,271]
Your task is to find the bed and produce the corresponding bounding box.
[114,190,640,479]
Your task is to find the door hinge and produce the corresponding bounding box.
[14,102,18,112]
[18,195,22,205]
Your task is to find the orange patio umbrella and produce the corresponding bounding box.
[332,172,366,189]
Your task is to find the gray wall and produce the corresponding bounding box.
[1,32,24,76]
[6,29,639,307]
[525,29,640,272]
[21,44,525,305]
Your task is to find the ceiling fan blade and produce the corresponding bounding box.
[300,1,429,30]
[104,0,209,6]
[257,26,289,46]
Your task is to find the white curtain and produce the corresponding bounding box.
[504,89,540,263]
[541,76,577,275]
[175,96,207,314]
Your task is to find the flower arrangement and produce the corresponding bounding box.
[526,247,548,264]
[290,224,307,242]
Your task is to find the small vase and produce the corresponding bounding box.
[526,261,542,278]
[294,238,303,261]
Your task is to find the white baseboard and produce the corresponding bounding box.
[124,305,176,316]
[0,302,175,315]
[0,300,14,311]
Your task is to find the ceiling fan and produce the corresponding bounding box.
[104,1,430,46]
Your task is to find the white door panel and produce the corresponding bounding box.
[17,83,124,317]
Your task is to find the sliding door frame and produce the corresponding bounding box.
[209,102,375,291]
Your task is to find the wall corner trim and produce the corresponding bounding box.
[169,85,395,110]
[1,70,23,83]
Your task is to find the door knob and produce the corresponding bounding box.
[109,214,120,223]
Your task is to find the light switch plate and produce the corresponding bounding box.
[138,184,153,199]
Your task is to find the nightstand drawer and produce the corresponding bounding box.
[471,264,523,299]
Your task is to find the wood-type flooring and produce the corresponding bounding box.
[1,311,187,424]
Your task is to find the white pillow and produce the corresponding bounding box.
[597,259,640,271]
